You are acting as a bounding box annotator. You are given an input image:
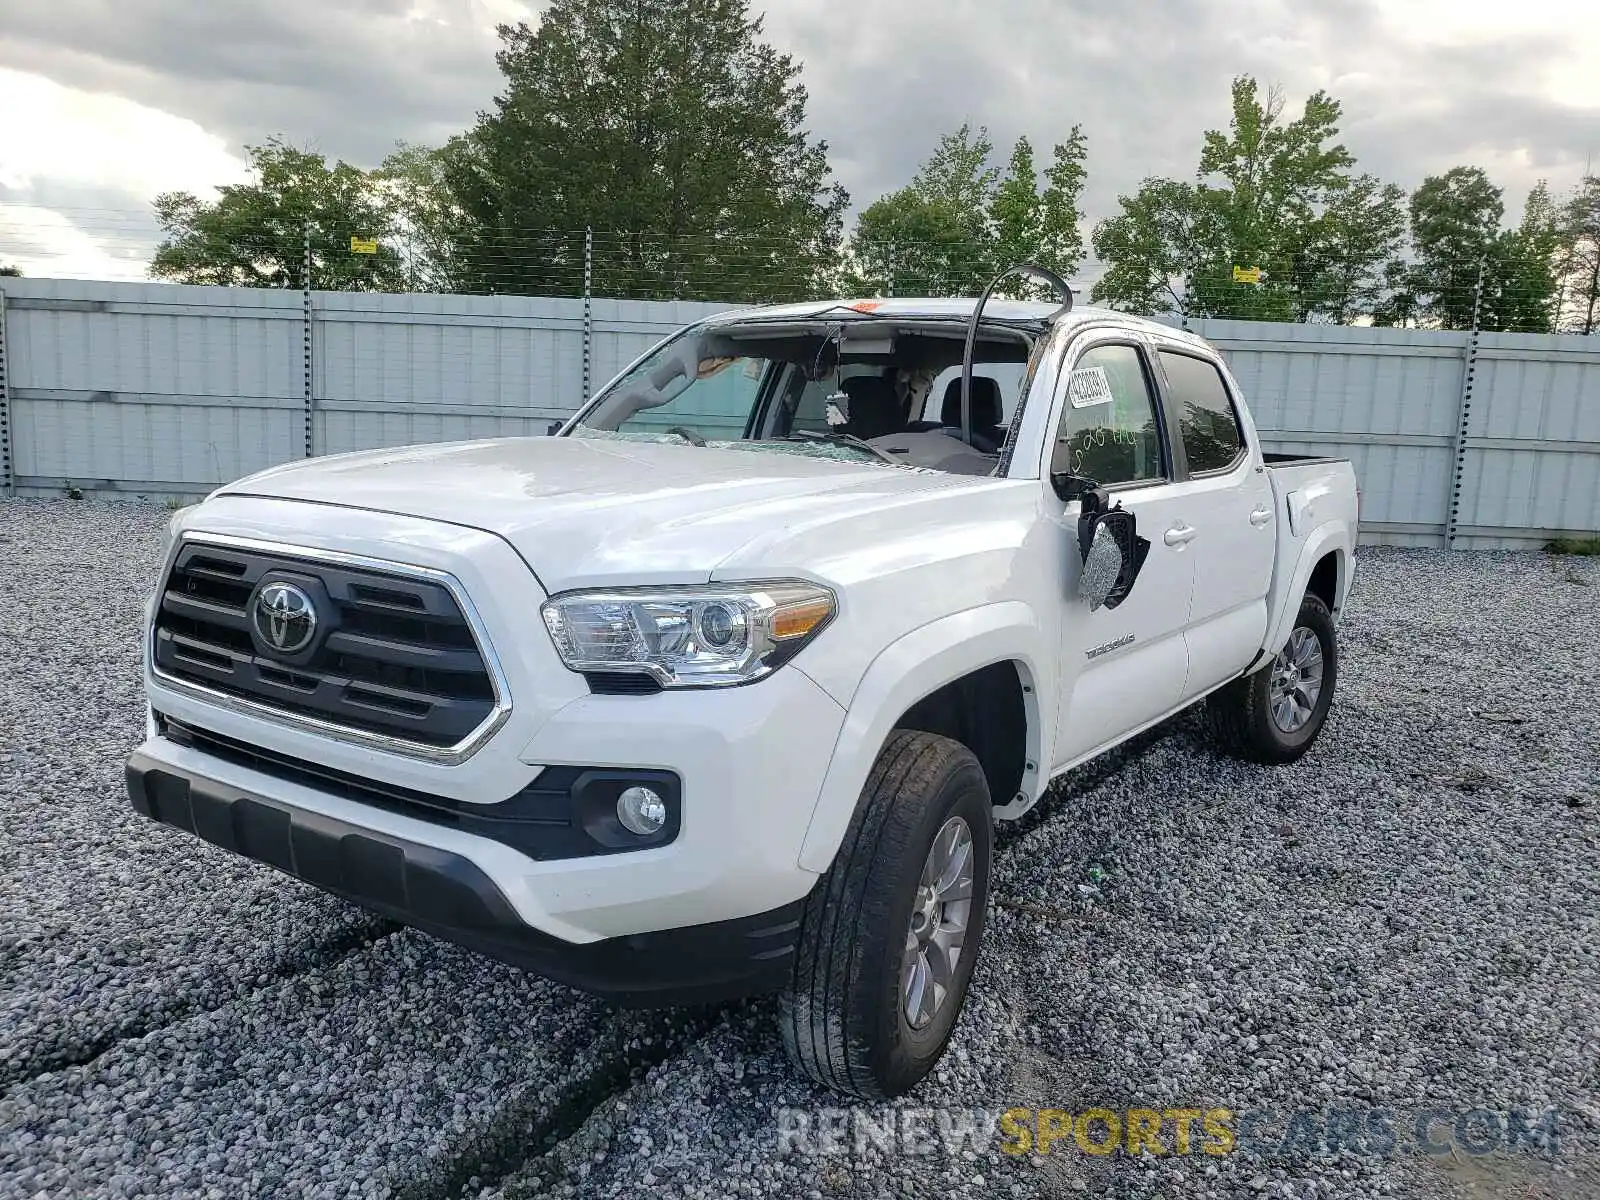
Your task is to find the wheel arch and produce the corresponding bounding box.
[1259,525,1351,668]
[796,603,1050,873]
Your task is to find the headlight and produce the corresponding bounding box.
[540,581,836,688]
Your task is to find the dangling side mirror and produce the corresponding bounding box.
[1051,470,1098,503]
[1075,487,1151,612]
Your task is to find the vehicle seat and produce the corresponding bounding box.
[841,374,904,441]
[940,377,1006,451]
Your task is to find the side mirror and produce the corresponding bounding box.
[547,420,564,436]
[1076,489,1150,612]
[1051,470,1098,503]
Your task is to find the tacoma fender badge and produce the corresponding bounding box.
[1085,634,1135,660]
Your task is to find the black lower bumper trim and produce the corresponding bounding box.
[126,750,808,1007]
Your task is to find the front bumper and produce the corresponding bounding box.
[143,497,848,948]
[127,749,810,1006]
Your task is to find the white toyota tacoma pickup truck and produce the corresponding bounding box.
[128,280,1358,1099]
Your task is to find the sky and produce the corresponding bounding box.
[0,0,1597,285]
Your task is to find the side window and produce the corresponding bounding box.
[1158,350,1245,474]
[1052,343,1166,487]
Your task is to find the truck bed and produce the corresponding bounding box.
[1263,451,1350,468]
[1259,453,1360,658]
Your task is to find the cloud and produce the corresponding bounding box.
[0,0,526,174]
[1,0,1596,281]
[758,0,1599,231]
[0,69,249,275]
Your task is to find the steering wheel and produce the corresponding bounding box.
[664,425,707,446]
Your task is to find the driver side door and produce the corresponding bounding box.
[1049,335,1196,766]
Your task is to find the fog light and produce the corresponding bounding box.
[617,785,667,836]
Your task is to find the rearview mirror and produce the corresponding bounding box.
[1076,489,1150,612]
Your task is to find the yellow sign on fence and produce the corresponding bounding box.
[1232,265,1263,284]
[350,236,380,254]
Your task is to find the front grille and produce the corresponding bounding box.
[153,541,498,748]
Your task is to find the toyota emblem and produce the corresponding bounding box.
[253,581,318,655]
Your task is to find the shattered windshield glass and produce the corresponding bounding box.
[568,317,1036,476]
[568,425,893,467]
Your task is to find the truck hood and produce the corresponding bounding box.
[218,436,985,592]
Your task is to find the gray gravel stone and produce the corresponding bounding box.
[472,547,1600,1199]
[0,501,389,1088]
[3,501,1596,1200]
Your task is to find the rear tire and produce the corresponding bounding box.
[779,730,992,1099]
[1207,592,1338,764]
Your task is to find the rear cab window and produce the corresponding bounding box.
[1158,350,1246,475]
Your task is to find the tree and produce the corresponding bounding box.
[1089,178,1209,315]
[1293,173,1408,322]
[443,0,847,301]
[842,124,1088,297]
[844,125,998,296]
[1555,174,1600,334]
[1402,166,1504,329]
[150,138,404,290]
[376,140,477,292]
[1092,77,1404,322]
[1485,182,1561,333]
[0,264,20,276]
[992,129,1088,295]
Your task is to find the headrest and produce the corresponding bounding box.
[841,374,901,438]
[842,373,896,406]
[941,376,1003,429]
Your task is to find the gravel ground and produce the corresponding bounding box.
[2,498,1597,1199]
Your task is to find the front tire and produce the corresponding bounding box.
[780,730,993,1098]
[1207,592,1338,764]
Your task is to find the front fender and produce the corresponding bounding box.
[794,602,1051,873]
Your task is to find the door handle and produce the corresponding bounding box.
[1163,523,1197,547]
[1249,506,1272,527]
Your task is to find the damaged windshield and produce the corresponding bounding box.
[567,318,1039,475]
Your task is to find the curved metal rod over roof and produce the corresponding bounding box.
[958,262,1075,452]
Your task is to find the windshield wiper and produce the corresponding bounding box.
[781,430,904,466]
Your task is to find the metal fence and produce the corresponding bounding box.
[1176,319,1600,548]
[1,277,1596,549]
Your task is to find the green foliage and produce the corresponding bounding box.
[1555,174,1600,334]
[844,125,998,296]
[1398,166,1504,329]
[1090,178,1207,315]
[150,139,404,290]
[442,0,846,300]
[1294,173,1409,322]
[1546,536,1600,556]
[1093,77,1405,323]
[1393,170,1561,332]
[0,264,20,277]
[374,140,484,293]
[842,124,1088,297]
[1094,79,1408,324]
[1488,182,1562,333]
